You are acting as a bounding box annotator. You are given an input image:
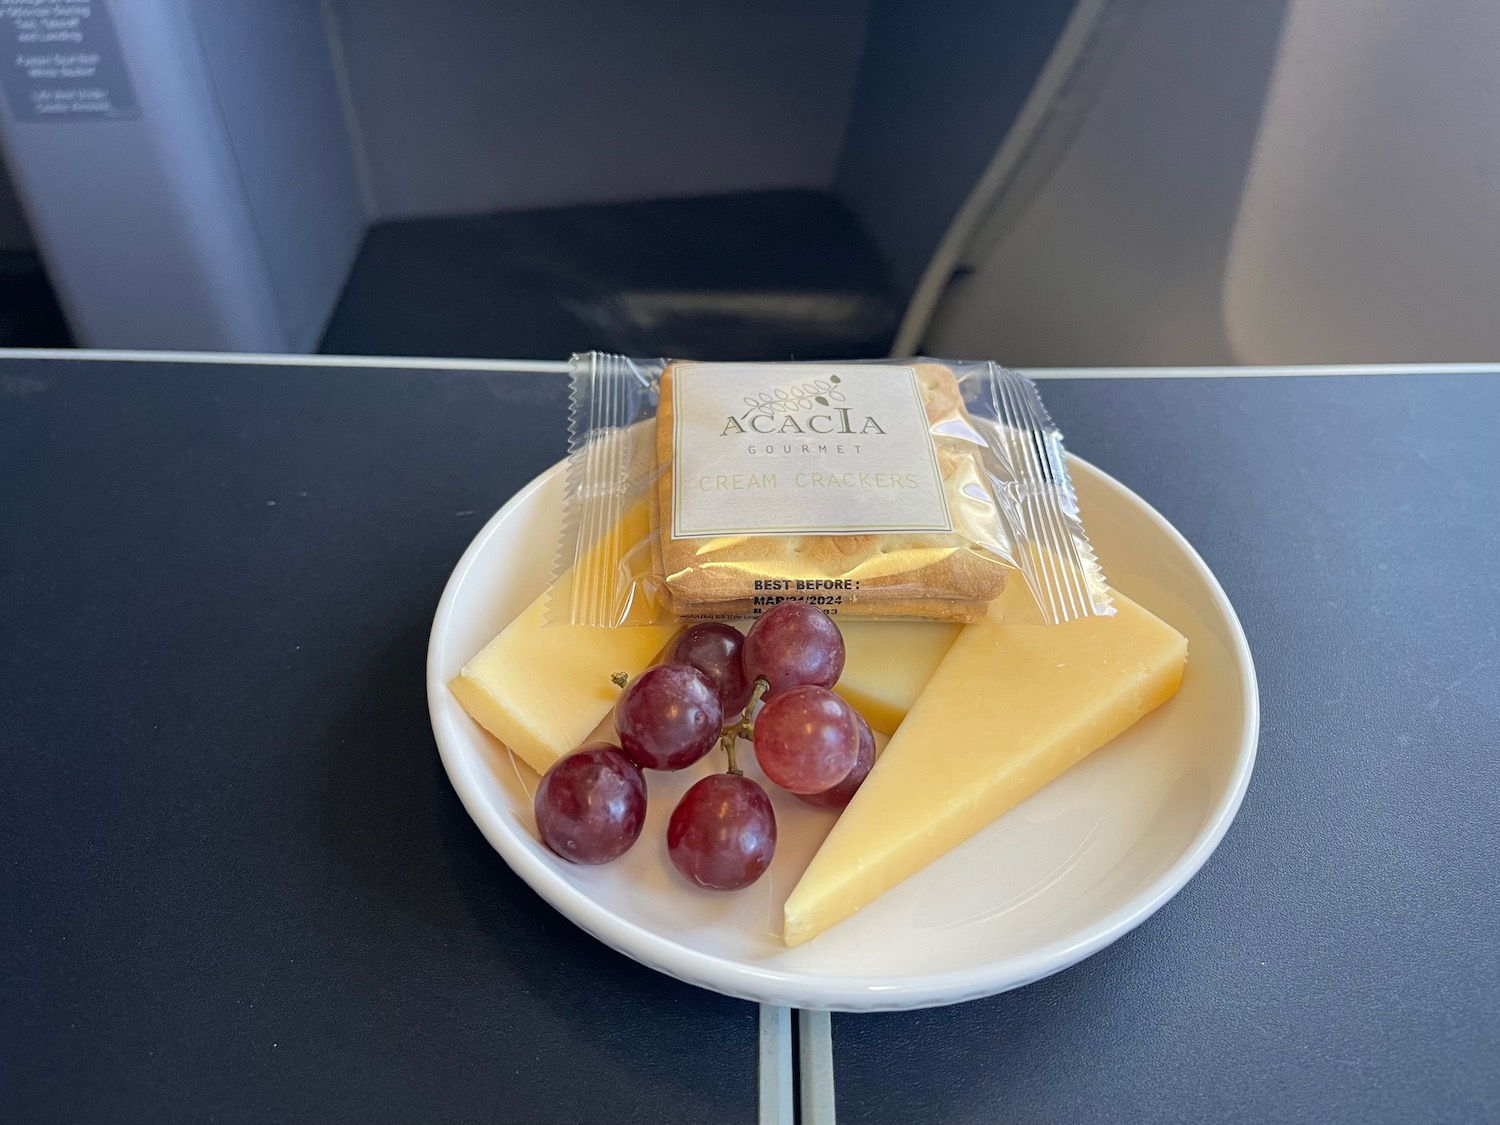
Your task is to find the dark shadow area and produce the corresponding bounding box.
[0,250,72,347]
[320,190,900,361]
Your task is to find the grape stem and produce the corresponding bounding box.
[610,672,629,689]
[718,676,770,775]
[720,732,741,775]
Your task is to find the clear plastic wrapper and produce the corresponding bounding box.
[549,352,1111,627]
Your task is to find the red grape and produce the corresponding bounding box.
[534,743,646,864]
[666,773,777,890]
[798,710,875,809]
[742,602,845,696]
[615,663,724,770]
[671,622,753,715]
[752,685,859,795]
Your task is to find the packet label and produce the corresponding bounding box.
[670,363,953,538]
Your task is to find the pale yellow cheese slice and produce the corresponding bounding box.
[834,619,963,734]
[783,585,1187,945]
[449,503,677,775]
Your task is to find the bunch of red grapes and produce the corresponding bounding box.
[533,603,875,890]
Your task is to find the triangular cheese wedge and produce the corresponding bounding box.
[450,502,677,775]
[783,585,1187,945]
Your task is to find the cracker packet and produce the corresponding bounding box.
[549,353,1111,627]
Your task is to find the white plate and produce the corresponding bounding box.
[427,456,1258,1011]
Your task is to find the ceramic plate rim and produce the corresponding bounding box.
[426,455,1260,1011]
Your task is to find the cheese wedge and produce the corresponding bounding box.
[449,504,677,774]
[783,586,1187,945]
[834,619,963,734]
